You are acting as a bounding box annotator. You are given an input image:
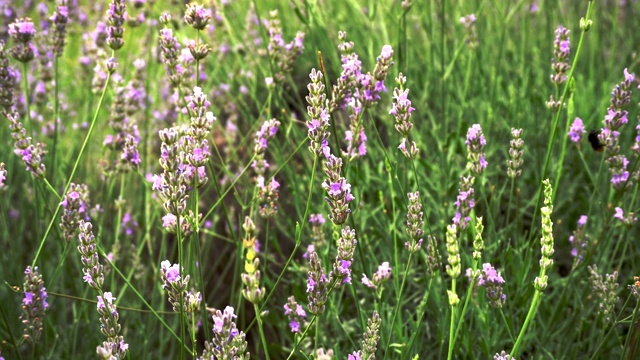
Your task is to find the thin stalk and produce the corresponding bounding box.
[382,251,414,359]
[510,283,544,358]
[447,278,458,360]
[254,303,271,360]
[32,71,113,267]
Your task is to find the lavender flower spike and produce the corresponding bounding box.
[106,0,127,51]
[283,296,306,333]
[332,226,358,286]
[362,262,392,290]
[306,68,330,157]
[8,17,36,63]
[96,292,128,359]
[466,124,487,175]
[568,117,586,143]
[200,306,250,359]
[307,251,330,315]
[20,266,49,343]
[322,150,355,225]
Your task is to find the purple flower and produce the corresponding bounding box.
[309,214,325,225]
[8,18,36,42]
[466,124,487,174]
[362,262,392,289]
[21,266,48,342]
[161,260,181,284]
[614,207,625,220]
[568,117,586,143]
[550,25,571,87]
[97,292,115,310]
[569,215,588,266]
[284,296,306,333]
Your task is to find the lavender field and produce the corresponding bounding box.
[2,0,640,359]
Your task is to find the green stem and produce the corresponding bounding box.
[382,252,413,359]
[254,303,271,360]
[510,284,543,358]
[447,278,457,360]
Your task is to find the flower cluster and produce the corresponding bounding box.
[20,266,49,343]
[306,68,330,157]
[0,40,16,112]
[184,86,215,186]
[160,260,201,313]
[184,3,212,60]
[349,311,381,360]
[49,0,69,57]
[405,191,424,253]
[452,175,475,230]
[241,216,265,304]
[77,220,105,290]
[550,25,570,86]
[600,69,637,189]
[460,14,478,48]
[343,125,368,160]
[8,17,36,63]
[151,124,203,236]
[307,251,330,315]
[332,226,358,286]
[613,207,637,227]
[391,74,419,159]
[472,217,484,260]
[588,265,619,324]
[200,307,250,359]
[568,215,588,267]
[158,27,183,89]
[266,10,305,83]
[328,31,358,113]
[424,235,441,277]
[445,224,461,280]
[506,128,524,178]
[340,44,393,160]
[95,293,128,359]
[283,296,306,333]
[60,183,91,241]
[362,262,392,290]
[534,179,554,292]
[254,118,281,218]
[359,44,393,108]
[468,263,506,308]
[466,124,487,175]
[8,110,47,179]
[321,150,355,225]
[184,2,212,31]
[568,117,586,143]
[106,0,127,51]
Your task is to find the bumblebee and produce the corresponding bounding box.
[588,129,604,152]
